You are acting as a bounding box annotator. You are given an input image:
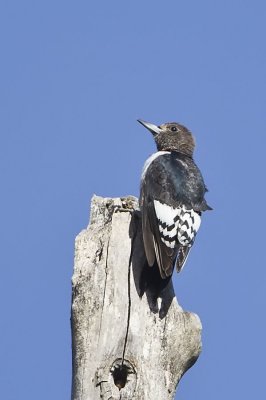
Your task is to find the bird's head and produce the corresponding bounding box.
[138,119,195,156]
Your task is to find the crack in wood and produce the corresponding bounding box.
[121,214,137,366]
[98,237,110,345]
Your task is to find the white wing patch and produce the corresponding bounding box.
[154,200,180,248]
[154,200,201,249]
[154,200,180,227]
[178,208,201,246]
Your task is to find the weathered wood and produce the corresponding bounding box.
[71,195,202,400]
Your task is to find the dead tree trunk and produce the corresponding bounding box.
[71,195,202,400]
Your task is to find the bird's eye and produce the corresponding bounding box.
[171,126,177,132]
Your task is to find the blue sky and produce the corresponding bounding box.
[1,1,266,399]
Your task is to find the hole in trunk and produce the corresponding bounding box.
[111,358,136,392]
[112,364,128,390]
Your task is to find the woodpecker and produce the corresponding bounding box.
[138,119,212,279]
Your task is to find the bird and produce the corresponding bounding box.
[138,119,212,279]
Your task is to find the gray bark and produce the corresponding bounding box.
[71,195,202,400]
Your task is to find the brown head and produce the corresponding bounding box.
[138,119,195,156]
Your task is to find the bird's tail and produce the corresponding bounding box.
[175,246,191,272]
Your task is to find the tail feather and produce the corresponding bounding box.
[175,246,191,272]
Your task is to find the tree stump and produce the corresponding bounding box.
[71,195,202,400]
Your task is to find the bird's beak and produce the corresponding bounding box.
[137,119,162,136]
